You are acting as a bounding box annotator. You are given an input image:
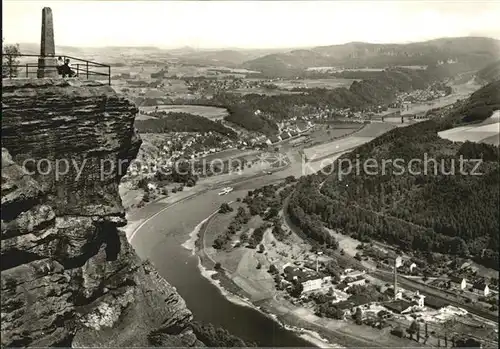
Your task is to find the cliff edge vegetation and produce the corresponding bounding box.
[1,79,203,347]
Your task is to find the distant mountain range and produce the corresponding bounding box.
[16,43,294,67]
[242,37,500,75]
[16,37,500,74]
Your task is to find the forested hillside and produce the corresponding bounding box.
[475,60,500,84]
[135,112,237,138]
[288,81,500,269]
[211,67,447,134]
[243,37,500,75]
[443,80,500,124]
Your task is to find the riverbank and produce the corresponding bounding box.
[182,213,337,348]
[123,121,424,347]
[185,210,417,348]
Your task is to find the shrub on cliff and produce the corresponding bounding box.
[219,202,233,214]
[190,321,257,347]
[2,41,20,78]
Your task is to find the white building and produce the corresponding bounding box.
[302,276,332,293]
[340,269,366,281]
[409,263,417,273]
[302,278,323,293]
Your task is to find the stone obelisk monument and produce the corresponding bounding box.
[37,7,58,78]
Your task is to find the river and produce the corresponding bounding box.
[129,176,315,346]
[127,124,392,346]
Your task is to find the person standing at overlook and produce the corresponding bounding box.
[56,56,63,75]
[61,58,75,78]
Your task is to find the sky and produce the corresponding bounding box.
[3,0,500,49]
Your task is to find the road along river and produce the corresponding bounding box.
[126,123,394,346]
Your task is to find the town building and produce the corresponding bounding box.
[346,276,366,288]
[449,275,467,290]
[340,269,366,281]
[384,299,414,314]
[283,266,329,293]
[302,278,323,293]
[410,291,426,308]
[424,295,449,310]
[473,281,490,296]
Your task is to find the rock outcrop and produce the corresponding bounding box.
[1,79,202,347]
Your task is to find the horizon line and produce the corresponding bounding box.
[9,35,500,51]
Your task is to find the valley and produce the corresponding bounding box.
[3,4,500,346]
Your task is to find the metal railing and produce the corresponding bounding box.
[2,53,112,85]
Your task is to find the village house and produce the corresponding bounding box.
[449,275,467,290]
[269,135,281,144]
[473,281,490,297]
[384,299,414,314]
[280,132,291,140]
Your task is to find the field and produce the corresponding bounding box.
[304,136,375,161]
[273,78,357,90]
[305,67,385,73]
[207,67,260,74]
[438,111,500,145]
[343,68,385,72]
[438,123,500,144]
[303,122,395,161]
[140,104,229,120]
[304,124,363,144]
[203,205,249,273]
[231,88,302,96]
[199,148,260,163]
[396,65,428,70]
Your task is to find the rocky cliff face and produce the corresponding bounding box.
[1,79,202,347]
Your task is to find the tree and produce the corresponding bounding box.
[422,322,429,344]
[190,321,257,347]
[290,282,303,298]
[443,318,455,347]
[214,262,222,270]
[213,236,225,249]
[2,40,21,78]
[258,244,265,253]
[240,232,248,243]
[353,307,363,325]
[407,320,419,340]
[219,203,233,214]
[268,264,278,274]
